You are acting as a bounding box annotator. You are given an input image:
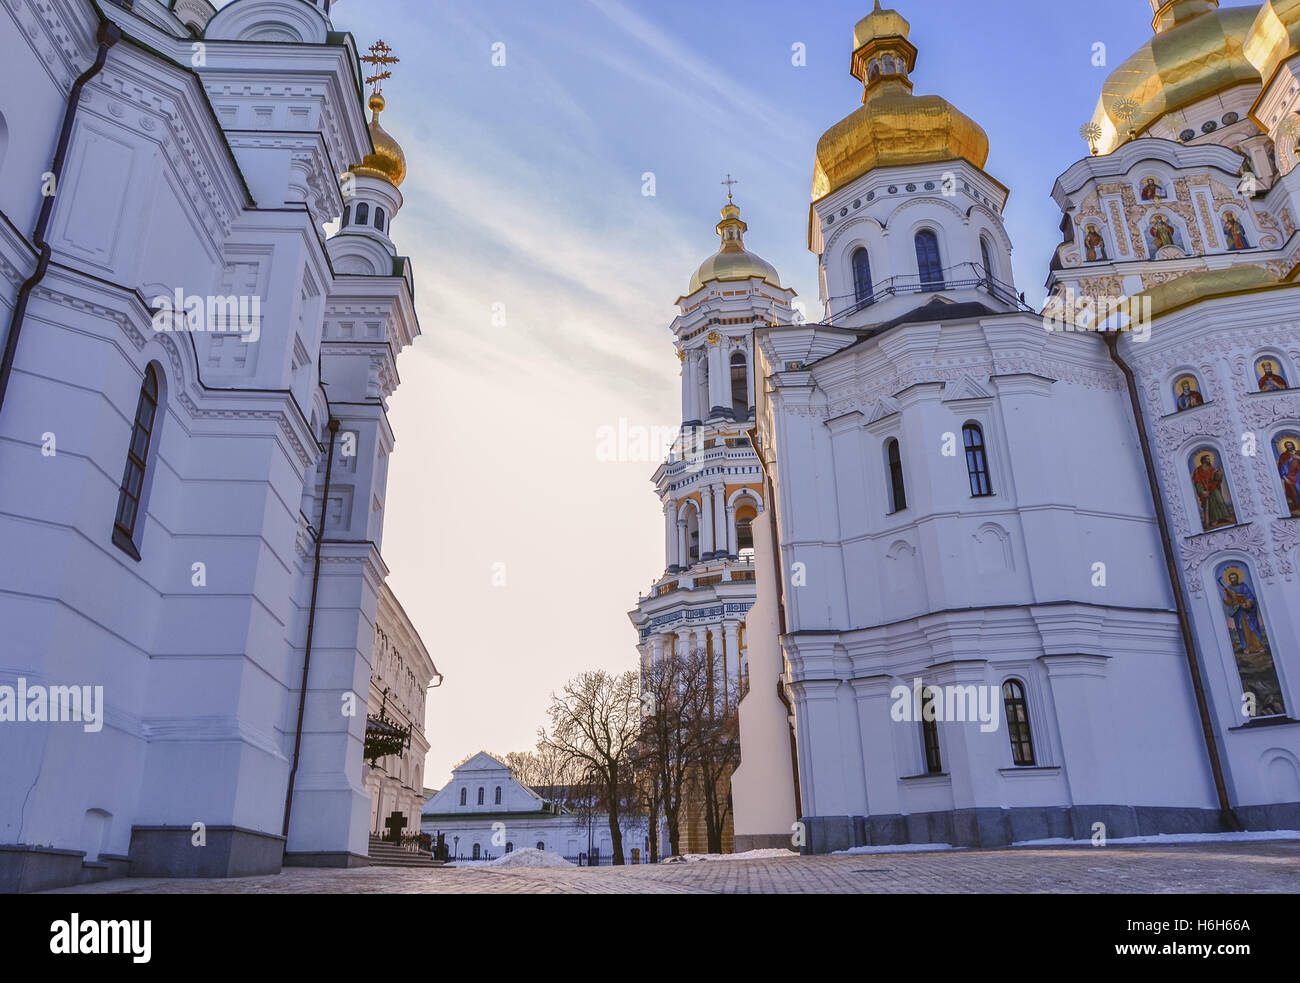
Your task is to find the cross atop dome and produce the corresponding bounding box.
[721,173,739,203]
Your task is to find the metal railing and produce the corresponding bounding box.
[827,263,1025,322]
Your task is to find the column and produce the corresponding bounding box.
[722,622,741,702]
[683,352,699,422]
[713,485,728,557]
[677,519,687,571]
[700,487,715,557]
[650,634,665,664]
[665,502,678,571]
[726,505,738,556]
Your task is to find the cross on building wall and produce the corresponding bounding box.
[384,810,407,842]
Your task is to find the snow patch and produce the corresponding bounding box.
[449,848,575,869]
[659,848,800,863]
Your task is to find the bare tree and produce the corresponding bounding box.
[635,648,710,859]
[689,663,742,855]
[539,669,640,864]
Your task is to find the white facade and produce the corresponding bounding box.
[366,584,440,842]
[739,1,1300,852]
[421,753,649,863]
[0,0,430,891]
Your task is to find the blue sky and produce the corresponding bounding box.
[322,0,1259,784]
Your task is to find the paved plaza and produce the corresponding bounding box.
[42,840,1300,894]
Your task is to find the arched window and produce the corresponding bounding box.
[1214,560,1286,716]
[852,246,873,305]
[1189,446,1237,531]
[355,201,369,225]
[734,503,757,554]
[472,843,480,860]
[886,438,906,512]
[915,229,943,291]
[459,787,466,806]
[1002,680,1035,765]
[730,352,748,416]
[536,841,545,851]
[505,842,513,853]
[476,787,484,805]
[374,206,386,232]
[963,423,992,497]
[980,236,995,280]
[920,685,942,774]
[685,505,700,565]
[494,786,502,805]
[915,230,946,291]
[113,364,162,559]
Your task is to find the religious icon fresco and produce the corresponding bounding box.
[1189,447,1237,531]
[1173,374,1205,411]
[1083,223,1107,262]
[1256,357,1289,392]
[1146,214,1185,257]
[1222,211,1250,250]
[1139,176,1166,201]
[1215,561,1286,717]
[1274,432,1300,517]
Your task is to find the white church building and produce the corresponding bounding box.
[726,0,1300,851]
[422,753,650,864]
[0,0,433,890]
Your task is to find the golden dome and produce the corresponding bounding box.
[853,0,910,48]
[687,201,782,294]
[349,91,407,187]
[1245,0,1300,89]
[1091,1,1261,152]
[812,5,990,202]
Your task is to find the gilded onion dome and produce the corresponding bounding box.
[811,2,990,202]
[1091,0,1262,151]
[1245,0,1300,89]
[687,200,782,294]
[349,91,407,187]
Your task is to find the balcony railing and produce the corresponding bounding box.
[642,553,756,599]
[827,263,1025,323]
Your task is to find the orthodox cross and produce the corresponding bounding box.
[384,810,407,843]
[721,173,739,203]
[362,40,400,92]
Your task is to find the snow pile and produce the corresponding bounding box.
[833,843,958,856]
[451,848,575,869]
[1012,830,1300,847]
[660,848,799,863]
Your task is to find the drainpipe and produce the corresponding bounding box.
[282,417,340,841]
[0,20,122,419]
[1102,332,1239,830]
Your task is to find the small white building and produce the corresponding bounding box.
[421,753,649,863]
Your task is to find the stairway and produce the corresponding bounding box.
[367,835,446,868]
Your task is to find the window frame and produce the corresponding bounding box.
[851,246,873,305]
[886,437,907,513]
[962,422,993,497]
[112,363,162,561]
[914,229,944,292]
[1002,679,1035,766]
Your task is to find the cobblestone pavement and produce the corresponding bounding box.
[43,840,1300,894]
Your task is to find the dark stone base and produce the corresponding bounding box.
[282,850,369,868]
[128,825,284,878]
[733,833,798,853]
[0,845,88,893]
[800,802,1300,853]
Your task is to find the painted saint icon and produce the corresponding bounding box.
[1274,432,1300,517]
[1222,211,1250,250]
[1256,358,1289,392]
[1083,224,1107,262]
[1140,176,1166,201]
[1189,447,1237,531]
[1173,374,1204,412]
[1215,562,1286,717]
[1146,214,1184,257]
